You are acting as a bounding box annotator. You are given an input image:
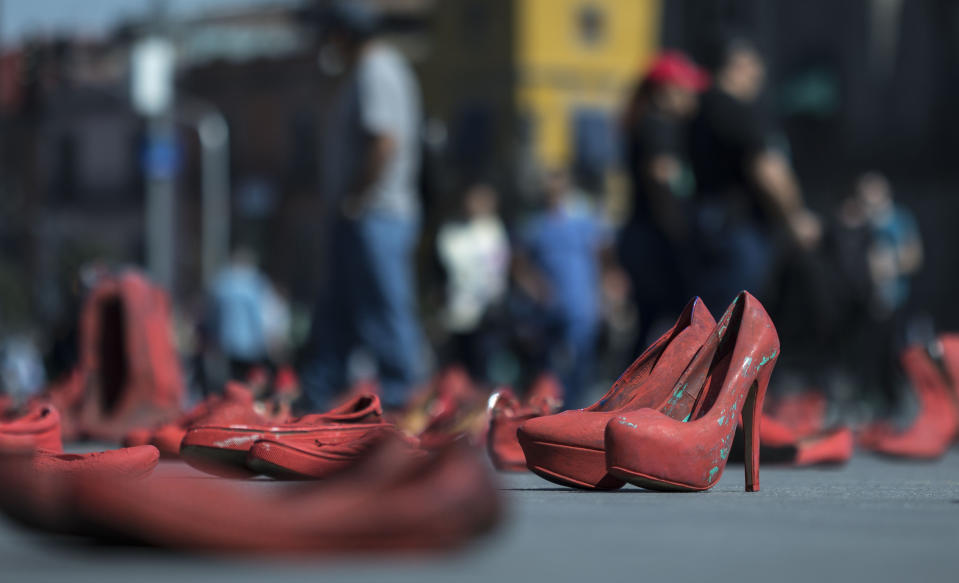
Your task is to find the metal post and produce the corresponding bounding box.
[197,110,230,286]
[145,114,177,291]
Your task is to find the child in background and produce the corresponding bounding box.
[436,184,511,384]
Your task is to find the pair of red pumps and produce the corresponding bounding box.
[519,291,780,492]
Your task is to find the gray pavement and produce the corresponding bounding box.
[1,450,957,583]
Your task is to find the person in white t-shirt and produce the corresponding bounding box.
[436,184,510,382]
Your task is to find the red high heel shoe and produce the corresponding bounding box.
[605,291,779,492]
[517,297,715,489]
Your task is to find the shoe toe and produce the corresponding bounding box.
[518,411,611,450]
[151,425,187,458]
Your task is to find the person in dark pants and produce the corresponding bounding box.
[299,1,424,411]
[688,38,821,311]
[619,51,708,351]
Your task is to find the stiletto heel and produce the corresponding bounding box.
[605,291,780,492]
[743,362,774,491]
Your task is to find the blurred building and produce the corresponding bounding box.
[424,0,659,197]
[3,0,959,336]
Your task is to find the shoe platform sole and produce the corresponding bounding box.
[521,439,625,490]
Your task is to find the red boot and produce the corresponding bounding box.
[517,297,715,489]
[74,272,185,441]
[860,345,959,459]
[605,292,780,492]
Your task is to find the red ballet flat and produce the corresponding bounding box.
[180,393,386,477]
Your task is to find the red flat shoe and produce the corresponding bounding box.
[147,382,268,458]
[0,405,63,453]
[32,445,160,479]
[517,297,715,490]
[246,427,418,480]
[180,394,386,477]
[860,345,959,459]
[729,415,853,467]
[794,427,854,466]
[765,390,828,439]
[56,440,499,553]
[405,367,490,449]
[605,291,780,492]
[0,445,160,534]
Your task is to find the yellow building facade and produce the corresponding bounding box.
[515,0,661,168]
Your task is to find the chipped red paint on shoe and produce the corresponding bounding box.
[517,297,715,490]
[180,394,387,477]
[246,427,419,480]
[605,292,780,492]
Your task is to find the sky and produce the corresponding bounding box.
[0,0,298,46]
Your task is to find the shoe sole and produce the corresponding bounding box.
[607,464,710,492]
[245,456,313,480]
[179,444,259,478]
[521,439,625,490]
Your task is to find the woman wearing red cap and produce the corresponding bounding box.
[618,51,709,351]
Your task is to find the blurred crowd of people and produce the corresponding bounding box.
[184,8,925,425]
[0,3,926,426]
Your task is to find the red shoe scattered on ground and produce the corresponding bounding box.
[121,381,270,458]
[30,445,160,479]
[858,344,959,459]
[32,271,185,442]
[246,426,420,480]
[518,297,715,490]
[0,444,160,535]
[0,405,63,453]
[180,393,387,477]
[403,367,490,449]
[794,427,854,466]
[4,438,500,554]
[605,292,780,492]
[728,413,854,467]
[765,390,828,439]
[486,374,564,472]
